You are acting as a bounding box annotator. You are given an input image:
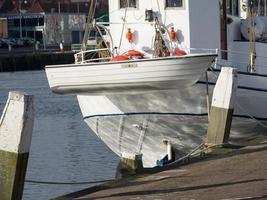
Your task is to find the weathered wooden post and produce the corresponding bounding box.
[206,67,238,145]
[116,153,143,179]
[0,91,34,200]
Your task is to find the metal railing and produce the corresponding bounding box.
[74,48,111,64]
[71,44,96,52]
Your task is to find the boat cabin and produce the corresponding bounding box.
[107,0,220,55]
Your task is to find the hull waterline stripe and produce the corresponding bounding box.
[84,112,208,119]
[197,81,267,92]
[83,112,267,121]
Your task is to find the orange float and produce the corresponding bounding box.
[125,49,144,58]
[169,27,177,41]
[111,55,130,62]
[126,28,134,43]
[174,48,187,56]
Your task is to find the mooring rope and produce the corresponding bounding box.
[25,178,113,185]
[235,103,267,129]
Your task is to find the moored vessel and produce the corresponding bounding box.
[46,0,267,168]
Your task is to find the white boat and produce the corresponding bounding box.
[46,0,267,168]
[46,53,216,95]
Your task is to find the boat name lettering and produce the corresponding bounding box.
[121,63,138,68]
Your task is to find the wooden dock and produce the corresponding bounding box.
[54,142,267,200]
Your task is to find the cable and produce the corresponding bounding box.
[118,0,129,51]
[156,0,161,14]
[235,102,267,129]
[25,178,113,185]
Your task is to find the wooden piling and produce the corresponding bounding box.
[206,67,238,145]
[116,153,143,179]
[0,92,34,200]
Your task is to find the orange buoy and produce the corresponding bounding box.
[169,27,177,41]
[125,50,144,58]
[111,55,130,62]
[126,28,134,43]
[174,48,187,56]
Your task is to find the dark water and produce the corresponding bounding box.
[0,71,118,200]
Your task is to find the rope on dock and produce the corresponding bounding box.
[25,179,114,185]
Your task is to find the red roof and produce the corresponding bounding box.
[27,2,44,14]
[1,0,108,15]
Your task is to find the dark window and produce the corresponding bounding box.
[226,0,239,16]
[166,0,183,8]
[120,0,137,8]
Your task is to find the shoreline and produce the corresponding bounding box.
[0,46,75,72]
[0,51,75,72]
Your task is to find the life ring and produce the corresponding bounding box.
[174,48,187,56]
[165,48,186,57]
[124,49,144,58]
[111,55,130,62]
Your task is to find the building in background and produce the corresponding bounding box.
[0,18,8,38]
[0,0,108,46]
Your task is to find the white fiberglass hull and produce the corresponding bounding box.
[45,52,267,168]
[77,80,267,168]
[45,54,216,95]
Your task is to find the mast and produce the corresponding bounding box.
[264,0,267,16]
[247,0,256,72]
[81,0,97,51]
[220,0,228,60]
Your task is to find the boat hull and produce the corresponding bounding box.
[45,52,267,168]
[77,82,267,168]
[45,54,216,95]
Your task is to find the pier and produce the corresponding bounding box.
[53,67,267,199]
[0,47,75,72]
[54,142,267,200]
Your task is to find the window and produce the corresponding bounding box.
[226,0,239,16]
[120,0,137,9]
[166,0,183,8]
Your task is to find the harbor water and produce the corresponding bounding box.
[0,70,118,200]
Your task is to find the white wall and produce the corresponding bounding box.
[188,0,220,50]
[108,0,220,53]
[108,0,190,53]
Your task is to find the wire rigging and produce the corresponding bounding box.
[81,0,97,51]
[25,178,113,185]
[118,0,129,52]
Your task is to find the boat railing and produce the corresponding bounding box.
[74,48,111,64]
[185,48,218,54]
